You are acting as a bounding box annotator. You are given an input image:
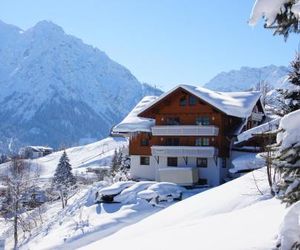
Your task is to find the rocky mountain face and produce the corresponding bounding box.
[0,20,161,153]
[204,65,288,91]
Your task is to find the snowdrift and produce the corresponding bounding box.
[81,169,286,250]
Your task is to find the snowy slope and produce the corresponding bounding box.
[0,137,127,179]
[13,184,202,250]
[1,166,288,249]
[0,20,161,153]
[204,65,288,91]
[81,169,286,250]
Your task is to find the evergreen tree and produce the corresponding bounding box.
[110,147,130,182]
[110,149,122,177]
[266,1,300,40]
[271,110,300,206]
[283,53,300,112]
[52,151,76,208]
[273,143,300,206]
[274,53,300,116]
[250,0,300,40]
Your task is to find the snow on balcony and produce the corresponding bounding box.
[151,125,219,136]
[151,146,218,158]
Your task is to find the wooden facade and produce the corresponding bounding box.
[129,87,261,158]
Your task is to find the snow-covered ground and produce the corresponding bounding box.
[79,169,286,250]
[5,182,203,250]
[0,136,296,249]
[0,136,127,180]
[0,167,291,250]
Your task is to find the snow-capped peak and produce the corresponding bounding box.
[0,20,161,153]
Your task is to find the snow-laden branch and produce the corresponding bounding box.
[250,0,290,26]
[249,0,300,38]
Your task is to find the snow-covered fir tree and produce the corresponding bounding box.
[282,53,300,113]
[52,151,76,208]
[270,54,300,204]
[272,110,300,206]
[265,1,300,39]
[110,147,130,182]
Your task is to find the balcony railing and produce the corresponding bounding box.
[158,167,199,186]
[251,112,264,122]
[151,125,219,136]
[151,145,218,158]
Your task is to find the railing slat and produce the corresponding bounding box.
[151,125,219,136]
[151,146,218,157]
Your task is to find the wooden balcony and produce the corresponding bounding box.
[251,112,264,122]
[151,145,218,157]
[151,125,219,136]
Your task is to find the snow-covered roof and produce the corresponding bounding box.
[22,146,53,152]
[229,153,265,174]
[112,96,158,133]
[236,118,281,144]
[112,85,261,134]
[139,84,262,119]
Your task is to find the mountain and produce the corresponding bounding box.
[204,65,289,91]
[0,20,161,153]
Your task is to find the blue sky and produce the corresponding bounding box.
[1,0,299,90]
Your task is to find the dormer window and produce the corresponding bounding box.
[179,96,187,106]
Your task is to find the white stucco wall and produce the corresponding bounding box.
[219,158,230,183]
[130,155,156,180]
[130,155,227,187]
[197,158,220,187]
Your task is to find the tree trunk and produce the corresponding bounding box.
[60,190,65,209]
[13,201,18,249]
[266,148,275,196]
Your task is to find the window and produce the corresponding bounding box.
[202,137,210,146]
[195,137,210,146]
[140,138,149,146]
[195,138,201,146]
[222,158,227,168]
[189,95,197,106]
[140,156,150,165]
[167,157,178,167]
[198,178,208,185]
[196,116,210,125]
[166,117,180,125]
[166,137,180,146]
[179,96,187,106]
[197,158,207,168]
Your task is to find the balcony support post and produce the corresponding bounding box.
[183,156,188,165]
